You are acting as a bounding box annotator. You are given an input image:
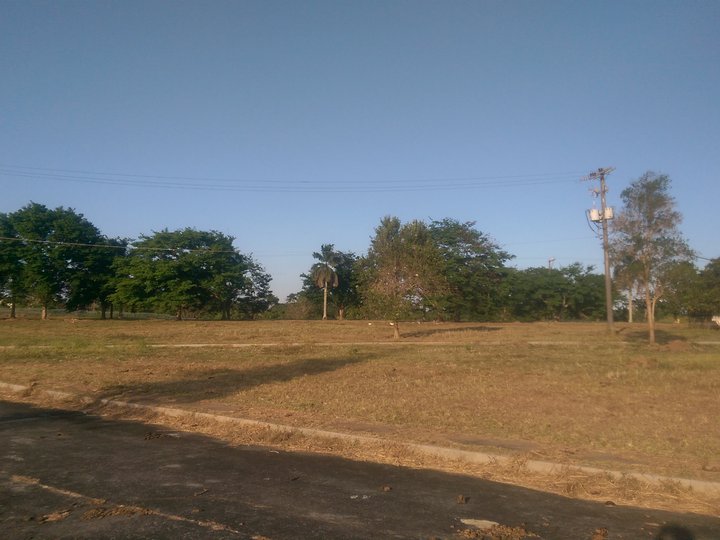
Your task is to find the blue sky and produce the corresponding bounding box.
[2,0,718,300]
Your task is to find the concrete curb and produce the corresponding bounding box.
[2,341,718,351]
[2,380,719,495]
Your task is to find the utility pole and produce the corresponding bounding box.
[584,167,615,333]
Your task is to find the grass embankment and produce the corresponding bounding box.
[1,318,719,513]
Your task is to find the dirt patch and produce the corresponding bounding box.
[457,523,540,539]
[627,355,658,369]
[664,339,691,352]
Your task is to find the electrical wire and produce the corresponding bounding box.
[0,164,585,193]
[0,236,237,253]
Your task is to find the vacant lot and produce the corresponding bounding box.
[1,318,719,513]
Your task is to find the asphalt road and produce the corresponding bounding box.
[1,400,718,539]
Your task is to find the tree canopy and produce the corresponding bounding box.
[428,218,512,321]
[1,203,122,319]
[111,229,275,320]
[664,258,720,320]
[0,203,276,320]
[357,217,449,334]
[502,264,605,321]
[611,172,693,342]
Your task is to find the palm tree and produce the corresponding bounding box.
[311,244,340,320]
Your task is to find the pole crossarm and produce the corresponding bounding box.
[582,167,616,183]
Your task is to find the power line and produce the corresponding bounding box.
[0,164,584,193]
[0,236,237,254]
[0,163,587,184]
[501,235,597,246]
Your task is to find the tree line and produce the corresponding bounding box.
[0,203,276,320]
[288,172,719,342]
[290,218,609,330]
[1,172,718,332]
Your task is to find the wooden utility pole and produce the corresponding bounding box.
[584,167,615,333]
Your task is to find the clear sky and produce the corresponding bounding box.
[2,0,718,300]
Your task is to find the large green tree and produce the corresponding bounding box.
[91,237,129,319]
[5,203,113,319]
[428,218,512,321]
[111,228,274,320]
[502,264,604,321]
[659,261,701,321]
[561,263,607,320]
[0,212,24,318]
[232,260,278,320]
[699,258,720,318]
[611,172,693,343]
[8,203,61,319]
[358,217,448,337]
[681,258,720,320]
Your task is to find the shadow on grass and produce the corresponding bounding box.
[400,324,502,339]
[623,329,688,345]
[98,352,372,404]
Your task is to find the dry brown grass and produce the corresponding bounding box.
[1,318,719,513]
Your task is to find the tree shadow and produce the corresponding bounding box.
[97,352,372,404]
[623,329,688,345]
[656,524,696,540]
[3,400,718,539]
[401,324,502,339]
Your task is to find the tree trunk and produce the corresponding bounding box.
[110,304,114,319]
[322,285,328,320]
[645,286,655,344]
[101,303,107,320]
[9,302,15,319]
[392,321,400,339]
[337,306,345,321]
[627,287,633,323]
[41,304,48,320]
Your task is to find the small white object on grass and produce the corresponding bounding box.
[460,519,499,529]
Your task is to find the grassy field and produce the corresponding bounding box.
[1,317,719,513]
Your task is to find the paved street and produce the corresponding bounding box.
[1,400,718,539]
